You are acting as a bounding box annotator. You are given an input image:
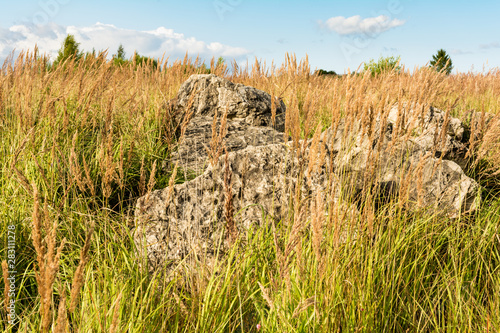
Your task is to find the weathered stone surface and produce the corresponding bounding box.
[322,105,480,217]
[171,116,285,174]
[134,75,482,272]
[386,104,467,165]
[136,123,479,271]
[465,111,496,143]
[329,129,480,217]
[173,74,286,130]
[135,142,341,271]
[169,74,286,174]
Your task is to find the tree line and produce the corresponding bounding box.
[51,34,160,69]
[50,34,226,72]
[315,49,454,77]
[53,33,454,76]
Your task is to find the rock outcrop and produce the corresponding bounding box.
[134,75,481,272]
[324,124,479,217]
[387,104,468,167]
[170,74,286,174]
[135,142,343,271]
[172,74,286,129]
[325,103,478,215]
[171,116,285,174]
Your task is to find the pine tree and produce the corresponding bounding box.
[430,49,453,75]
[116,44,125,60]
[113,44,127,66]
[53,34,83,66]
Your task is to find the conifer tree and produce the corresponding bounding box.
[53,34,83,66]
[430,49,453,75]
[113,44,127,66]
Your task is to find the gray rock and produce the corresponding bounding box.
[171,116,285,175]
[135,142,342,271]
[386,104,467,166]
[465,111,496,142]
[169,74,286,174]
[136,125,480,271]
[134,75,482,272]
[172,74,286,130]
[331,134,480,217]
[322,105,480,217]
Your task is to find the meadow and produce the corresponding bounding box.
[1,51,500,332]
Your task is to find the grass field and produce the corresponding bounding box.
[1,51,500,332]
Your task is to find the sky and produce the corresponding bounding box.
[0,0,499,73]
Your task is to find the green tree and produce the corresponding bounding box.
[110,46,158,70]
[315,69,338,77]
[430,49,453,75]
[363,55,401,76]
[53,34,83,67]
[197,63,211,74]
[133,52,158,70]
[216,56,225,67]
[112,44,127,66]
[116,44,125,60]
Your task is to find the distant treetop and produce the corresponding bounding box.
[53,34,83,67]
[315,69,338,76]
[430,49,453,75]
[362,55,401,76]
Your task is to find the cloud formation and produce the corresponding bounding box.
[450,49,473,55]
[0,22,250,62]
[479,42,500,50]
[319,15,405,36]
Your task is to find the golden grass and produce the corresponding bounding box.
[32,184,66,332]
[69,221,95,313]
[1,261,8,316]
[1,49,500,331]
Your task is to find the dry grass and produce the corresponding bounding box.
[0,50,499,331]
[1,261,8,316]
[32,184,66,332]
[109,291,122,333]
[53,295,67,333]
[69,220,95,313]
[207,107,229,167]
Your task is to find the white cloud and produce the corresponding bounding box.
[383,46,399,54]
[0,22,250,62]
[319,15,405,36]
[479,42,500,50]
[450,49,473,55]
[449,43,500,56]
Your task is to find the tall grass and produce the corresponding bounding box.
[0,50,499,332]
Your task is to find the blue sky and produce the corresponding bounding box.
[0,0,499,73]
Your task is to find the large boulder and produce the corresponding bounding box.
[324,104,479,216]
[171,116,285,174]
[324,125,479,217]
[172,74,286,129]
[135,141,342,271]
[134,75,482,272]
[169,74,286,174]
[386,104,467,167]
[136,124,480,271]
